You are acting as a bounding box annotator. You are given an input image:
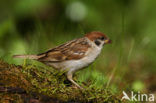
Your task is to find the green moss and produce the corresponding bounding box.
[0,60,121,102]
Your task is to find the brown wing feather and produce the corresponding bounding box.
[38,37,91,62]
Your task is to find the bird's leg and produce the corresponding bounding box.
[67,71,83,89]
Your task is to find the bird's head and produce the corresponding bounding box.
[85,31,111,47]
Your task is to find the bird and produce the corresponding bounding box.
[13,31,111,89]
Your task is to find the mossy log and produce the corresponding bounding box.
[0,60,120,103]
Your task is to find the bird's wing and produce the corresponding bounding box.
[38,38,91,62]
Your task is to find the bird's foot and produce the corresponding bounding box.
[71,84,84,90]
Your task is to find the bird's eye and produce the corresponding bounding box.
[100,37,105,40]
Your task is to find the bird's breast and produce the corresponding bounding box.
[46,44,103,72]
[62,45,102,71]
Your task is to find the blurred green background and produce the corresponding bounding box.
[0,0,156,95]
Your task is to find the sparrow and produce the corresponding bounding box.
[13,31,111,89]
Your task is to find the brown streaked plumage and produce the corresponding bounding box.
[38,37,91,62]
[13,31,111,89]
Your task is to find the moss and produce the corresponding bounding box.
[0,60,121,103]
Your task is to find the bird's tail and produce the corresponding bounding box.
[13,54,39,60]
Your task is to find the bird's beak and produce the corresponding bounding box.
[104,39,112,44]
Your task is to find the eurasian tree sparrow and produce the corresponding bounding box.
[13,31,111,89]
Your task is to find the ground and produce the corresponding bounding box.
[0,60,121,103]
